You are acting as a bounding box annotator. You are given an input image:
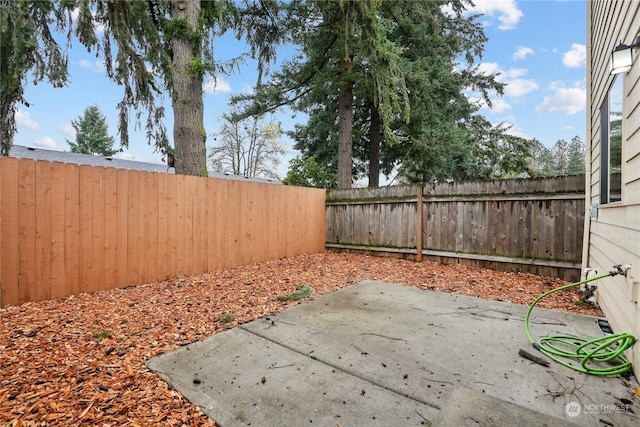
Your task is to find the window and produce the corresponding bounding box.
[600,76,622,204]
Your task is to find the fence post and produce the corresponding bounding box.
[416,185,423,262]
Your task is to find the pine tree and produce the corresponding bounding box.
[1,0,283,176]
[66,105,117,156]
[566,136,586,175]
[0,0,72,155]
[235,0,409,188]
[282,155,337,189]
[529,136,585,177]
[239,0,532,186]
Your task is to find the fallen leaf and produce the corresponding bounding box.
[0,251,603,426]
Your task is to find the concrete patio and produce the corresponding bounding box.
[147,280,640,426]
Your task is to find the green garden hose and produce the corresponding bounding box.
[524,270,636,376]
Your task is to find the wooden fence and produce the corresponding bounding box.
[326,176,585,281]
[0,157,326,307]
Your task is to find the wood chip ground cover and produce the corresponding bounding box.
[0,251,602,426]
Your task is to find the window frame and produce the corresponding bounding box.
[600,76,623,204]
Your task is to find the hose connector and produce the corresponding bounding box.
[610,264,632,277]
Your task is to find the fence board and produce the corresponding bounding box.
[50,162,66,300]
[104,167,117,290]
[183,176,196,274]
[91,168,106,293]
[192,176,205,273]
[1,158,325,307]
[19,161,36,304]
[1,158,19,306]
[35,161,51,302]
[239,181,254,265]
[127,171,141,285]
[211,179,227,270]
[116,169,129,287]
[227,180,242,267]
[147,171,160,281]
[138,171,150,284]
[254,183,267,263]
[276,185,287,259]
[156,173,170,280]
[327,176,586,281]
[65,164,80,297]
[286,188,301,257]
[165,172,178,278]
[264,184,277,259]
[78,166,93,295]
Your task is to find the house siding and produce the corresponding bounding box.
[587,0,640,378]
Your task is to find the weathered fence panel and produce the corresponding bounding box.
[0,157,326,307]
[326,176,585,281]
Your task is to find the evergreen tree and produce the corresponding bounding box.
[0,0,72,155]
[566,136,586,175]
[529,140,555,177]
[375,1,534,183]
[66,105,117,156]
[235,0,409,188]
[243,0,532,186]
[1,0,283,176]
[529,136,585,177]
[282,155,337,188]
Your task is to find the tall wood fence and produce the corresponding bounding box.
[326,176,585,281]
[0,157,326,307]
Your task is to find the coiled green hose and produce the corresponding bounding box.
[524,271,636,376]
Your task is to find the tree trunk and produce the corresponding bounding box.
[171,0,207,176]
[338,56,354,189]
[368,102,381,187]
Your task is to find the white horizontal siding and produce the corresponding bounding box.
[588,0,640,379]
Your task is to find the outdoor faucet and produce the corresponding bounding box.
[610,264,632,277]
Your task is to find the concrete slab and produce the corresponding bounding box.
[147,280,640,427]
[433,386,580,427]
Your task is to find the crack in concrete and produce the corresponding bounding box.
[240,323,443,411]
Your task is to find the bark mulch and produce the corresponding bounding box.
[0,251,602,426]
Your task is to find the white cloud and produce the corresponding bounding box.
[468,0,523,30]
[470,63,539,112]
[78,59,105,72]
[488,98,511,113]
[504,78,539,97]
[499,67,529,80]
[35,136,57,149]
[15,109,41,130]
[535,83,586,115]
[204,77,232,94]
[60,123,76,138]
[477,62,501,76]
[478,64,539,98]
[513,46,534,61]
[562,43,586,68]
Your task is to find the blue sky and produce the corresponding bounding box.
[14,0,587,180]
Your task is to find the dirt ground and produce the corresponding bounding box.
[0,251,602,426]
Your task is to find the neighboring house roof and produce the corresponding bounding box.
[8,145,281,185]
